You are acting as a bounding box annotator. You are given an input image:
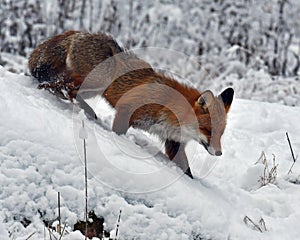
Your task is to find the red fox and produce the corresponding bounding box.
[28,31,234,178]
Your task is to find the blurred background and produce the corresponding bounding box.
[0,0,299,105]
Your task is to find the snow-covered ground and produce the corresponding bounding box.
[1,65,300,240]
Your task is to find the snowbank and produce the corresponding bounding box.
[0,66,300,239]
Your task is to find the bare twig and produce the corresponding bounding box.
[259,218,267,231]
[115,209,122,239]
[286,132,297,174]
[243,216,263,233]
[268,154,278,183]
[288,162,296,175]
[58,223,67,240]
[58,192,61,235]
[256,151,266,165]
[25,232,36,240]
[257,152,278,187]
[48,228,52,240]
[47,227,57,240]
[82,120,88,240]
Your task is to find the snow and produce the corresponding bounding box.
[0,65,300,240]
[0,215,9,240]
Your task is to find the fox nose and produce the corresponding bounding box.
[207,146,222,156]
[215,150,222,156]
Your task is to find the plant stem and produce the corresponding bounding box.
[286,132,297,174]
[82,120,88,240]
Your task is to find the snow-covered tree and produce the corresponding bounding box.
[0,0,299,77]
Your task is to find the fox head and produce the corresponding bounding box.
[194,88,234,156]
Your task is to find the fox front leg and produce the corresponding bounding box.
[165,139,193,178]
[75,94,98,120]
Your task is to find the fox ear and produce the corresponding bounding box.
[197,90,214,108]
[219,88,234,112]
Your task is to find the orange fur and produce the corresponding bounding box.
[28,31,234,178]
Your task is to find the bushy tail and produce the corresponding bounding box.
[28,30,79,83]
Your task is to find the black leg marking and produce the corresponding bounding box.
[76,94,98,120]
[165,139,193,179]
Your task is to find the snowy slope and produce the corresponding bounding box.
[1,66,300,240]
